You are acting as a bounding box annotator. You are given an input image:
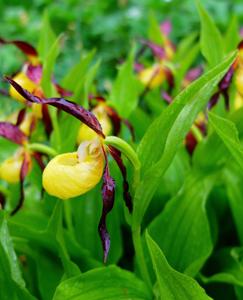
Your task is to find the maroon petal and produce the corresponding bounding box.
[6,77,104,137]
[185,66,203,83]
[26,64,42,84]
[0,38,38,57]
[0,192,6,209]
[10,152,31,216]
[141,39,166,60]
[160,20,172,36]
[42,104,53,136]
[54,82,73,97]
[0,122,27,145]
[16,108,26,126]
[164,68,174,92]
[108,146,132,213]
[32,152,46,171]
[161,91,173,104]
[99,158,115,263]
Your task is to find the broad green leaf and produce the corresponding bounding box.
[145,232,212,300]
[109,49,142,118]
[0,212,36,300]
[224,165,243,245]
[147,12,163,45]
[208,112,243,170]
[173,32,198,63]
[37,11,56,62]
[41,36,61,97]
[53,265,152,300]
[201,247,243,287]
[224,16,240,53]
[148,172,215,276]
[133,51,236,227]
[74,59,100,107]
[174,43,200,95]
[197,1,224,67]
[61,49,96,92]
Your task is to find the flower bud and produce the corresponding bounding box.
[77,104,112,143]
[9,72,37,104]
[42,139,105,199]
[0,151,32,183]
[138,64,165,88]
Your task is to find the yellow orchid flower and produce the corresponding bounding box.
[138,64,166,88]
[0,150,32,184]
[43,138,105,199]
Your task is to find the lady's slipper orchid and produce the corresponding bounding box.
[43,138,105,199]
[7,77,133,262]
[0,115,53,215]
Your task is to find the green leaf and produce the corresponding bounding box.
[133,51,236,228]
[208,112,243,170]
[61,49,96,92]
[147,12,163,45]
[173,32,198,63]
[148,172,215,276]
[145,232,212,300]
[174,42,200,95]
[0,212,36,300]
[37,11,56,62]
[53,265,152,300]
[41,36,61,97]
[197,1,224,67]
[74,59,100,107]
[224,16,240,54]
[224,165,243,245]
[201,247,243,287]
[109,49,142,118]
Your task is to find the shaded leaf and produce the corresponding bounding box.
[53,265,152,300]
[146,232,212,300]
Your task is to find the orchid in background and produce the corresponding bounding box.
[0,116,55,215]
[135,20,175,91]
[6,77,138,262]
[0,38,71,135]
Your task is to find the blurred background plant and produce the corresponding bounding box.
[0,0,242,80]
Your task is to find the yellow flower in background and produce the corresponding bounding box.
[138,64,165,89]
[235,68,243,96]
[0,150,32,183]
[234,92,243,110]
[9,72,37,104]
[42,138,105,199]
[77,104,112,143]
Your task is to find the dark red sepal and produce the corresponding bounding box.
[26,64,42,84]
[0,38,38,57]
[0,122,27,145]
[108,146,133,213]
[16,108,26,126]
[141,39,166,60]
[0,192,6,209]
[6,77,104,137]
[10,152,31,216]
[99,158,115,263]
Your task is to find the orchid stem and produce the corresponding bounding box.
[104,136,141,191]
[27,143,57,157]
[104,136,151,286]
